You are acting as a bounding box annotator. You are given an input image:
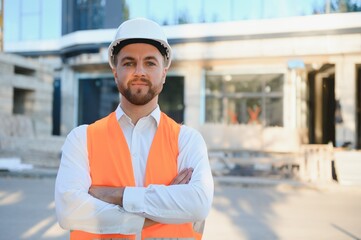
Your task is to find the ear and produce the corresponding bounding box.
[112,68,118,81]
[162,67,168,84]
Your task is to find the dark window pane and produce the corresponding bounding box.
[264,97,283,126]
[206,96,222,123]
[205,73,283,126]
[265,74,283,92]
[205,75,222,94]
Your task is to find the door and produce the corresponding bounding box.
[322,75,335,145]
[307,65,335,145]
[52,78,61,135]
[357,66,361,149]
[78,77,119,125]
[158,76,185,123]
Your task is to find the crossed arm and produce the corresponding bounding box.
[88,168,194,228]
[55,125,213,234]
[89,168,193,207]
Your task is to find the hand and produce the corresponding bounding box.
[170,168,193,185]
[88,186,125,206]
[143,218,157,228]
[143,168,193,229]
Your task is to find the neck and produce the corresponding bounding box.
[120,97,158,125]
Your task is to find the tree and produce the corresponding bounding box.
[330,0,361,12]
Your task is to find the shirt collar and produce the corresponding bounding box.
[115,104,161,126]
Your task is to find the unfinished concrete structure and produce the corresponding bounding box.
[0,53,63,168]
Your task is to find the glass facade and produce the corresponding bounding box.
[62,0,124,35]
[73,0,105,31]
[5,0,361,42]
[125,0,361,25]
[205,73,284,126]
[4,0,61,42]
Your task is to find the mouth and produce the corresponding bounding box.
[131,82,149,86]
[129,78,151,87]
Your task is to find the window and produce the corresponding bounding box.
[205,73,283,126]
[13,88,35,115]
[4,0,61,42]
[74,0,105,31]
[78,77,119,125]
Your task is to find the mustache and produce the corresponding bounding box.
[129,78,151,84]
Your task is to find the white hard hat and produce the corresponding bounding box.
[108,18,172,69]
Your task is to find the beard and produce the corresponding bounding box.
[118,77,162,105]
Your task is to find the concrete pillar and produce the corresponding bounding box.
[182,64,204,129]
[284,69,298,128]
[60,64,76,135]
[334,56,356,147]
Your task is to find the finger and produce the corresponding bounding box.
[170,168,188,185]
[180,169,193,184]
[177,171,190,184]
[174,168,193,185]
[185,170,193,184]
[175,168,191,184]
[88,188,96,196]
[177,168,188,176]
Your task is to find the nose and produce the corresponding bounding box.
[134,63,145,77]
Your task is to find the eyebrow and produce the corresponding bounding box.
[120,56,135,63]
[120,56,160,63]
[144,56,159,63]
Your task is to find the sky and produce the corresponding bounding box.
[4,0,331,43]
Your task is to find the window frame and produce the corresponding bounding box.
[204,71,284,126]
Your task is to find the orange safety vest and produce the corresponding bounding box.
[70,112,203,240]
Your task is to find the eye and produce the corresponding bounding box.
[146,61,156,66]
[123,62,134,67]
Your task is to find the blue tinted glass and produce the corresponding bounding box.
[203,0,232,22]
[126,0,148,19]
[147,0,173,25]
[4,0,21,41]
[22,0,40,14]
[22,14,40,40]
[41,0,61,39]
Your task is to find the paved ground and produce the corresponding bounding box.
[205,182,361,240]
[0,175,361,240]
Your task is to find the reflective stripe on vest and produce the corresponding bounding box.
[70,112,202,240]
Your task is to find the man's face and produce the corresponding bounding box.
[112,43,168,106]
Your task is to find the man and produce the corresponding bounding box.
[55,18,214,240]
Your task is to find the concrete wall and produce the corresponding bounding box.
[0,53,64,168]
[333,54,361,148]
[0,53,53,137]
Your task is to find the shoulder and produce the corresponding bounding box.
[179,125,207,147]
[61,125,89,153]
[65,125,88,144]
[180,125,202,137]
[67,124,88,137]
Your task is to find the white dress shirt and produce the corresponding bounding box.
[55,105,214,236]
